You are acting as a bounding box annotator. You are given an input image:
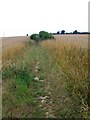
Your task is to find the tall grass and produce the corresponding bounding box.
[2,43,28,80]
[41,39,89,118]
[2,43,26,61]
[2,43,45,118]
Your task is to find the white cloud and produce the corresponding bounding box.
[0,0,89,36]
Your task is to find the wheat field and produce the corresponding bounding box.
[2,36,29,50]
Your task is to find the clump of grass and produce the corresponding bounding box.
[41,40,88,118]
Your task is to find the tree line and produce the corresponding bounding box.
[53,30,90,35]
[27,30,90,42]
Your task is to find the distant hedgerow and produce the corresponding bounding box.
[30,31,54,42]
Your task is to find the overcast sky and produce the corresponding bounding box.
[0,0,89,37]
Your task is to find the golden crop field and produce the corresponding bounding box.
[2,36,29,50]
[54,34,88,48]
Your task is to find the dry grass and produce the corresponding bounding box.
[2,43,26,62]
[40,35,89,118]
[2,36,30,66]
[41,35,88,82]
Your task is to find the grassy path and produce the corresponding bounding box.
[3,42,85,118]
[34,45,72,118]
[27,44,71,118]
[32,45,56,118]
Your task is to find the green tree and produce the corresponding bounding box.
[39,31,54,40]
[73,30,78,34]
[61,30,65,34]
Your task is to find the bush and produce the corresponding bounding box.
[30,31,54,42]
[30,34,41,42]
